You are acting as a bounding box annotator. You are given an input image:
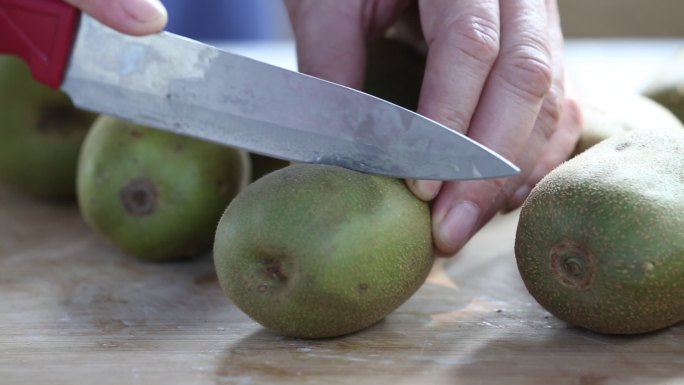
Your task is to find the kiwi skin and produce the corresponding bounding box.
[0,55,97,201]
[77,115,250,261]
[515,127,684,335]
[572,95,683,156]
[213,163,434,339]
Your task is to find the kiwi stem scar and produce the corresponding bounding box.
[550,240,595,290]
[120,178,158,216]
[262,258,287,281]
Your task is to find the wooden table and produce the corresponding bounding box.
[2,185,683,385]
[2,39,684,385]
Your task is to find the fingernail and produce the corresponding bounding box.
[121,0,167,23]
[437,202,480,252]
[409,180,442,201]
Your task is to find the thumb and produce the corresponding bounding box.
[63,0,167,36]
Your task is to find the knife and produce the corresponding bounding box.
[0,0,519,181]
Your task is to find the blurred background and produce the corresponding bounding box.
[158,0,684,102]
[160,0,684,41]
[161,0,292,41]
[559,0,684,37]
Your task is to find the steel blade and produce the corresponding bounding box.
[62,16,519,180]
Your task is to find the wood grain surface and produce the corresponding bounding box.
[3,38,684,385]
[1,184,683,385]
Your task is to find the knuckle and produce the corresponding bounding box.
[536,85,563,140]
[428,101,471,133]
[489,177,510,194]
[479,177,510,200]
[456,177,509,209]
[478,138,517,167]
[497,188,516,209]
[500,39,553,100]
[478,178,513,213]
[447,14,501,67]
[561,97,584,136]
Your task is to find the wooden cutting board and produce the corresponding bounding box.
[1,184,683,385]
[3,38,684,385]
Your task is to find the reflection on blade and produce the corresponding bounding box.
[62,16,519,180]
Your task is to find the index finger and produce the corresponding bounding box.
[417,0,501,133]
[406,0,500,201]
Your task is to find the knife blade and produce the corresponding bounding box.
[0,0,519,181]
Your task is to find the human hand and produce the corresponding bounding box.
[284,0,582,256]
[62,0,167,36]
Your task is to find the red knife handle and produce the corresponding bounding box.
[0,0,80,88]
